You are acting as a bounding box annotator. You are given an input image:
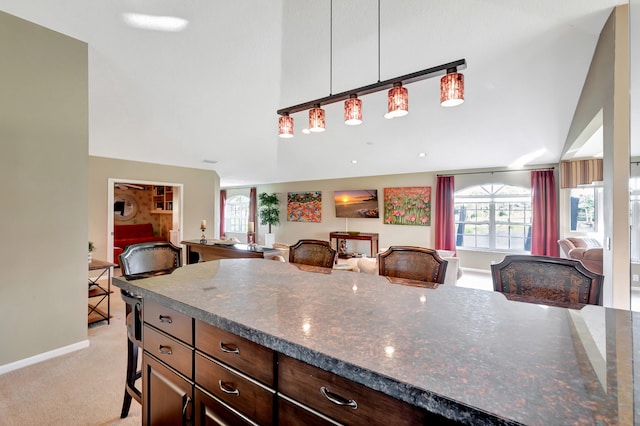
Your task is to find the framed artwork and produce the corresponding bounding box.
[287,191,322,223]
[333,189,379,218]
[383,187,431,226]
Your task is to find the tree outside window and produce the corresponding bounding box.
[569,187,598,232]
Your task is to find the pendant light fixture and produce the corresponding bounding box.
[278,113,294,138]
[275,0,467,137]
[344,94,363,125]
[384,82,408,119]
[440,68,465,107]
[309,104,326,132]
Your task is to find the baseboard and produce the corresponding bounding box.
[460,267,491,275]
[0,339,90,375]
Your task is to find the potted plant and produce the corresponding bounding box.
[258,192,280,247]
[88,241,95,263]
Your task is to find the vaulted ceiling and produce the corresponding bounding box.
[0,0,626,186]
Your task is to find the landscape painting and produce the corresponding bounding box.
[334,190,379,218]
[383,187,431,226]
[287,191,322,223]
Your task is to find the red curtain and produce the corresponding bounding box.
[219,189,227,238]
[249,187,257,226]
[531,170,558,256]
[435,176,456,253]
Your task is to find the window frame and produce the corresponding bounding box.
[224,195,250,233]
[454,184,532,253]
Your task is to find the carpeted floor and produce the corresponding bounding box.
[0,273,141,426]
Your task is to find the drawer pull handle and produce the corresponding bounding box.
[182,395,192,422]
[218,380,240,396]
[219,342,240,355]
[158,345,173,355]
[320,386,358,409]
[158,315,173,324]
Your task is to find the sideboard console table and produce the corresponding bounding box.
[182,240,280,264]
[329,231,379,258]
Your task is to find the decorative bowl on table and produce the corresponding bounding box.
[347,231,360,236]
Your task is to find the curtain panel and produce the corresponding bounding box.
[531,170,559,256]
[219,189,227,238]
[249,187,257,226]
[435,176,456,253]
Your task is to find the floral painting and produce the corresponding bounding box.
[287,191,322,223]
[383,187,431,226]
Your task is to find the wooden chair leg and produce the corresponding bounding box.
[120,335,141,418]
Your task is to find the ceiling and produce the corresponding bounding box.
[0,0,627,186]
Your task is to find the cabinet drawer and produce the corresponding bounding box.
[144,325,193,379]
[194,387,258,426]
[195,352,275,425]
[278,355,435,426]
[144,299,193,345]
[278,396,341,426]
[195,320,274,386]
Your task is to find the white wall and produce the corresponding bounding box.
[250,172,438,255]
[561,6,630,309]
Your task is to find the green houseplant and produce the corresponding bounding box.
[258,192,280,247]
[88,241,95,263]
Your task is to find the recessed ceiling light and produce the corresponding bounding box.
[418,152,426,157]
[351,160,358,164]
[123,13,189,32]
[302,128,311,134]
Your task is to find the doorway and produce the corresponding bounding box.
[107,178,184,263]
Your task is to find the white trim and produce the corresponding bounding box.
[0,340,89,375]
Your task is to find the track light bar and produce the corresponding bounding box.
[277,59,466,116]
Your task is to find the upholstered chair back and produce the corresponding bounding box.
[378,246,448,284]
[491,255,603,307]
[119,241,182,280]
[289,239,336,268]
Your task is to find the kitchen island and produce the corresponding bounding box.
[113,258,634,425]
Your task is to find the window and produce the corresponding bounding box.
[455,184,532,252]
[569,187,600,232]
[224,195,250,233]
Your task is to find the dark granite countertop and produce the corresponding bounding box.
[113,259,635,425]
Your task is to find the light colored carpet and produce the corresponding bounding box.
[0,275,141,425]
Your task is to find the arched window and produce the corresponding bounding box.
[455,184,532,252]
[224,195,250,233]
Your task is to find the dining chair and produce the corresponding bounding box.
[118,241,182,418]
[378,246,448,285]
[288,239,337,268]
[490,255,603,307]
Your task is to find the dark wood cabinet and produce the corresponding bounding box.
[278,354,450,426]
[140,301,445,425]
[195,353,275,425]
[142,354,193,425]
[194,388,257,426]
[278,396,340,426]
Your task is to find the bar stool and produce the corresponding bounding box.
[118,241,182,418]
[120,290,143,418]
